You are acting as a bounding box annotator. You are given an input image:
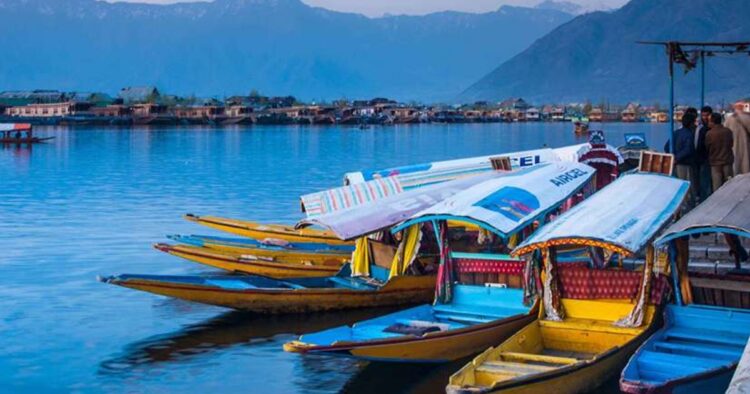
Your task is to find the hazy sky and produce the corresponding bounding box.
[107,0,628,16]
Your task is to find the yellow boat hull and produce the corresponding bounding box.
[154,243,345,278]
[190,240,350,262]
[184,214,352,245]
[107,274,437,313]
[285,305,538,362]
[447,299,660,394]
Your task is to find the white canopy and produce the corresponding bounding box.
[513,173,689,256]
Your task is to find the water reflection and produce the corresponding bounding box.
[100,307,399,374]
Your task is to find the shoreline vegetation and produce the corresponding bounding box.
[1,87,748,127]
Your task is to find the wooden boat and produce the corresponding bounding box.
[620,173,750,394]
[284,161,597,362]
[447,172,689,394]
[0,123,54,144]
[102,163,589,316]
[168,234,354,254]
[573,121,589,135]
[183,213,353,245]
[153,243,347,278]
[99,264,436,314]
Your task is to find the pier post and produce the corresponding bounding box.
[700,50,705,108]
[669,42,675,155]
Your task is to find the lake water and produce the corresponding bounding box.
[0,123,668,393]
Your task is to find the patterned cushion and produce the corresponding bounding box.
[454,258,525,275]
[558,265,671,304]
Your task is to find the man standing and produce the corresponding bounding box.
[705,112,733,191]
[673,111,698,207]
[726,102,750,175]
[694,106,712,201]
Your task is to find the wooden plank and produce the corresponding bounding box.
[499,351,578,365]
[692,277,750,293]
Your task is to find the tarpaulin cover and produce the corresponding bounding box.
[343,146,568,186]
[393,162,595,239]
[656,173,750,244]
[513,173,689,256]
[299,162,595,240]
[301,176,403,217]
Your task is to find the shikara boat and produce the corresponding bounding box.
[100,264,436,313]
[447,172,689,394]
[168,234,354,254]
[0,123,54,144]
[284,162,596,362]
[620,173,750,394]
[153,243,348,278]
[102,163,589,315]
[184,213,353,245]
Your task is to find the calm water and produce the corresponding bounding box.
[0,123,667,393]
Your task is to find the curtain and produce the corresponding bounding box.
[615,245,654,327]
[389,224,423,279]
[542,248,565,321]
[350,237,371,277]
[434,221,455,304]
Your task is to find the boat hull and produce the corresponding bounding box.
[286,311,536,363]
[101,274,436,314]
[619,304,750,394]
[184,214,352,245]
[154,243,344,278]
[168,235,352,260]
[447,300,661,394]
[620,368,735,394]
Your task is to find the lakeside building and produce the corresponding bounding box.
[621,103,640,122]
[1,88,742,127]
[5,101,92,117]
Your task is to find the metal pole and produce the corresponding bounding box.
[700,50,705,108]
[669,43,675,155]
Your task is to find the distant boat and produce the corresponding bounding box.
[573,120,590,135]
[0,123,54,144]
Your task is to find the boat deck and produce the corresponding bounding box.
[624,304,750,385]
[296,285,529,345]
[455,299,653,389]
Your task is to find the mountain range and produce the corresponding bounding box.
[462,0,750,104]
[0,0,571,101]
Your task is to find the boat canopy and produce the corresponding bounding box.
[656,173,750,244]
[307,143,622,218]
[513,173,689,257]
[298,162,595,241]
[300,176,403,218]
[391,162,595,239]
[0,123,32,132]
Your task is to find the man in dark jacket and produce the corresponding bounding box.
[673,112,698,207]
[705,112,734,191]
[695,106,713,201]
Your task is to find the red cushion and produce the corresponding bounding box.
[558,265,671,304]
[454,258,525,275]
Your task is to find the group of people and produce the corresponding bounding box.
[670,103,750,206]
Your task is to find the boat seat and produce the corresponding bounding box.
[539,317,644,335]
[433,305,525,325]
[636,350,724,377]
[498,351,580,365]
[665,328,748,348]
[203,279,258,290]
[652,341,740,360]
[476,360,556,376]
[328,277,378,290]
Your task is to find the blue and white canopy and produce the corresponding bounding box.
[656,173,750,244]
[298,162,595,241]
[513,173,689,256]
